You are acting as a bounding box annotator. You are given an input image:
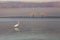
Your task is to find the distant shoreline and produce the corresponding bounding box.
[0,16,60,18]
[0,7,59,8]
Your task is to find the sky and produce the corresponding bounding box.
[0,0,60,2]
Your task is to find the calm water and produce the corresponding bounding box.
[0,7,60,17]
[0,18,60,21]
[0,18,60,31]
[0,18,60,40]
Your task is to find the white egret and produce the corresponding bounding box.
[14,20,20,32]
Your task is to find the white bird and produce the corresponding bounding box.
[14,20,20,31]
[14,22,19,27]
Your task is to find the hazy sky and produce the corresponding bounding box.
[0,0,60,2]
